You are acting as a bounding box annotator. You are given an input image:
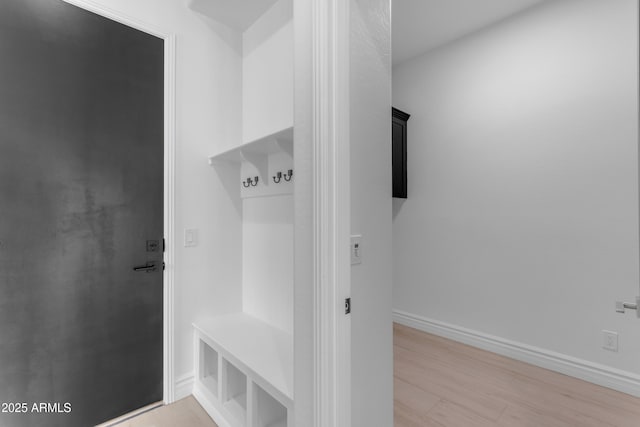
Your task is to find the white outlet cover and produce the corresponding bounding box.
[602,330,618,352]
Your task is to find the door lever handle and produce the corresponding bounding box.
[133,262,157,273]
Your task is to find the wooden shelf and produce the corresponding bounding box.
[194,313,293,405]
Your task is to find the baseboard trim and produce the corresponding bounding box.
[175,373,194,401]
[393,309,640,398]
[95,401,163,427]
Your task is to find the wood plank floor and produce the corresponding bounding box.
[118,324,640,426]
[114,396,217,427]
[394,322,640,427]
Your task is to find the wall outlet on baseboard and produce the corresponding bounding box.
[602,330,618,352]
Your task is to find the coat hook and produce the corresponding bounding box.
[250,176,259,187]
[283,169,293,182]
[243,177,253,188]
[273,171,282,183]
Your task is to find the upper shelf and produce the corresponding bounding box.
[208,127,293,167]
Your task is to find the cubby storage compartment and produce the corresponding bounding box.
[199,341,219,397]
[193,314,293,427]
[223,361,248,425]
[254,384,287,427]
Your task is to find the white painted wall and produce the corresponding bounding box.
[240,0,294,334]
[393,0,640,374]
[350,0,393,425]
[243,195,293,334]
[392,0,545,66]
[242,0,293,143]
[74,0,244,386]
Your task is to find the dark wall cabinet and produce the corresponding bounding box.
[392,107,410,198]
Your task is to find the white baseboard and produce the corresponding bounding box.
[174,373,194,401]
[96,401,163,427]
[393,309,640,398]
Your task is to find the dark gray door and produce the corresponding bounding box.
[0,1,164,426]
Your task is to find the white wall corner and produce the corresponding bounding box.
[174,372,195,401]
[393,309,640,398]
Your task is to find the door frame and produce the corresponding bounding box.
[310,1,352,425]
[294,0,352,425]
[60,0,177,404]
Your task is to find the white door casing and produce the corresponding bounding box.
[294,0,352,425]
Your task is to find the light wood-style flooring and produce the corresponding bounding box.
[113,396,217,427]
[394,322,640,426]
[118,324,640,426]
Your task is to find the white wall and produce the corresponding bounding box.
[242,0,293,143]
[393,0,640,376]
[237,0,293,343]
[241,1,294,336]
[350,0,393,425]
[243,195,293,334]
[74,0,245,387]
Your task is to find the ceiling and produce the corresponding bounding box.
[188,0,279,31]
[392,0,546,66]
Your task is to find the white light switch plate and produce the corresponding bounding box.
[351,235,362,265]
[184,229,198,247]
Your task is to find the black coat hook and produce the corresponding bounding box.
[251,176,259,187]
[243,177,254,187]
[273,171,282,183]
[283,169,293,182]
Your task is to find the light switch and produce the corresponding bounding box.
[351,235,362,265]
[184,229,198,247]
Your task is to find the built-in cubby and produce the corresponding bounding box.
[194,128,294,423]
[199,341,219,397]
[254,384,287,427]
[223,361,247,425]
[196,121,293,427]
[193,314,293,427]
[190,0,294,425]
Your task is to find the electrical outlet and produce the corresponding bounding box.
[602,330,618,352]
